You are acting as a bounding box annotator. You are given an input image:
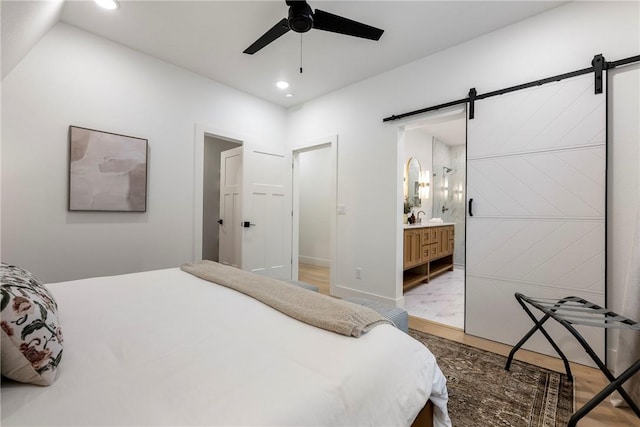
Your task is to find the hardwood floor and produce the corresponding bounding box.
[297,263,639,425]
[298,263,330,295]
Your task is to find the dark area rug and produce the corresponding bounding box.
[409,329,574,427]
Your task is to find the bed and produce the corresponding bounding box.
[1,263,450,426]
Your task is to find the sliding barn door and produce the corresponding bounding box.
[466,73,606,366]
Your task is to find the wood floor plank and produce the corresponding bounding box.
[298,263,330,295]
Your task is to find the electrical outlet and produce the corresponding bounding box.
[337,204,346,215]
[355,268,362,279]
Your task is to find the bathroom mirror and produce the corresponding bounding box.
[406,157,422,208]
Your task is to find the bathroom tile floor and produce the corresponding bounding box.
[404,267,465,329]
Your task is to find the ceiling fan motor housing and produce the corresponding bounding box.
[288,2,314,33]
[243,0,383,55]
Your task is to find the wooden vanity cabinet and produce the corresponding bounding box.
[403,229,422,269]
[403,225,455,291]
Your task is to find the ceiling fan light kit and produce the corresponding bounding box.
[243,0,384,55]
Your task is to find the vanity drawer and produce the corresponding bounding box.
[422,229,437,244]
[422,243,438,261]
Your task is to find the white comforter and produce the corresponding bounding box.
[1,268,450,426]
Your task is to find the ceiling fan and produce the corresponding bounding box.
[243,0,384,55]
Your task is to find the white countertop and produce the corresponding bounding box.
[403,222,455,229]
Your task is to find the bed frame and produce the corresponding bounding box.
[411,400,434,427]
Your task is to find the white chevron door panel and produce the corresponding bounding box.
[466,276,605,367]
[468,76,606,158]
[466,73,606,365]
[467,147,605,218]
[467,219,604,291]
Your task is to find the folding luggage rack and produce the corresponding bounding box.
[505,293,640,427]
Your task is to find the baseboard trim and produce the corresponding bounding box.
[333,284,404,307]
[299,256,330,268]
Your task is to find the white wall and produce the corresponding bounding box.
[607,63,640,361]
[286,1,639,308]
[1,23,286,283]
[0,0,64,79]
[298,147,331,267]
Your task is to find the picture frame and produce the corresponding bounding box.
[68,126,148,212]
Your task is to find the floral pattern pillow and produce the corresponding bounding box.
[1,263,63,386]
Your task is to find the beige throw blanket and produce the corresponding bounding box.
[181,260,392,337]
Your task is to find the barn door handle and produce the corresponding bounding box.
[217,219,223,225]
[468,198,474,217]
[242,221,256,228]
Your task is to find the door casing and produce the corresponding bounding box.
[291,135,338,295]
[194,124,292,280]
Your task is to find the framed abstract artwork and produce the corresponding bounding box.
[68,126,148,212]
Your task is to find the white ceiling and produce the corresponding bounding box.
[5,1,566,107]
[58,0,566,107]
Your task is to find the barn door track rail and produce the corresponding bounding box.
[382,53,640,122]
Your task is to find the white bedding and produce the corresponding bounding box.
[1,268,450,426]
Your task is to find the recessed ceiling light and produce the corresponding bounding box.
[285,93,294,98]
[95,0,119,10]
[276,81,289,90]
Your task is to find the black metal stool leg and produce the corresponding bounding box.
[509,293,640,426]
[568,359,640,427]
[559,317,640,417]
[506,297,574,381]
[505,314,550,370]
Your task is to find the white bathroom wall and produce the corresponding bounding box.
[286,1,639,309]
[432,140,466,266]
[298,147,332,267]
[404,128,433,219]
[1,23,286,283]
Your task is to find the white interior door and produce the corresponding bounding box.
[218,147,243,268]
[466,73,606,366]
[241,145,292,280]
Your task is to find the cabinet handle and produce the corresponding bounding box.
[468,198,474,217]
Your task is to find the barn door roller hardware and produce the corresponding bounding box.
[592,54,605,94]
[468,88,477,120]
[383,53,640,123]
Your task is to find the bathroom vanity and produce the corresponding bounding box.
[403,223,454,291]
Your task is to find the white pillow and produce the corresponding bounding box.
[1,263,63,386]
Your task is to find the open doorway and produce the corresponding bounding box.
[202,135,241,261]
[399,108,466,330]
[292,137,337,296]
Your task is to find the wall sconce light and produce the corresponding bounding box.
[419,170,430,199]
[454,183,463,201]
[443,176,449,199]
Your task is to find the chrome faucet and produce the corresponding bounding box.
[417,211,426,223]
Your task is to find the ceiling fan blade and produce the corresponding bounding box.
[243,18,290,55]
[313,9,383,41]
